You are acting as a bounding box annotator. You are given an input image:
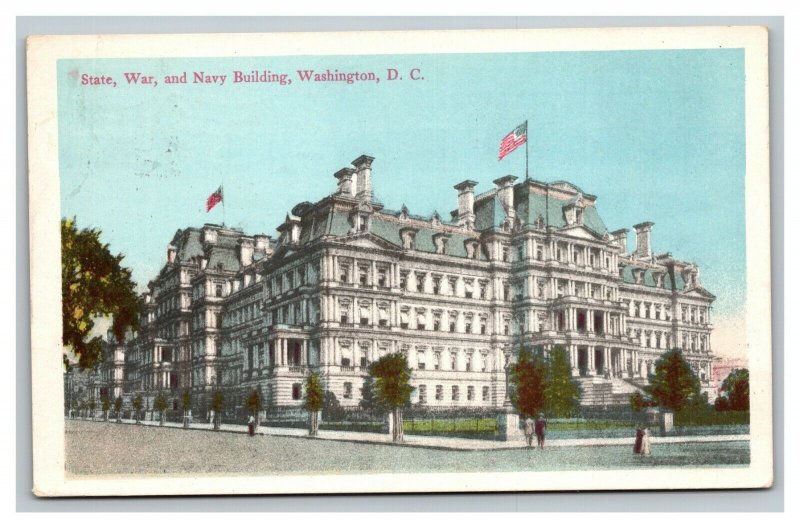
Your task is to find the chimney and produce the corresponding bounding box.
[493,175,518,223]
[238,237,254,267]
[611,228,629,253]
[633,222,655,259]
[254,234,270,252]
[167,245,177,264]
[453,180,478,229]
[352,155,375,201]
[334,167,356,197]
[202,226,217,245]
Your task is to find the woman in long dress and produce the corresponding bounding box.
[641,427,652,456]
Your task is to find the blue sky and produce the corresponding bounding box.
[58,48,745,317]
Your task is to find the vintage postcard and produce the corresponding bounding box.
[27,26,772,496]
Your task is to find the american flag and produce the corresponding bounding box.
[206,186,223,212]
[498,122,527,161]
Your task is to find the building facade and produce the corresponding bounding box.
[110,154,716,416]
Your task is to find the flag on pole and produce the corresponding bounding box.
[206,186,223,212]
[498,122,527,160]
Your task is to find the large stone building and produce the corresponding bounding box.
[104,154,716,416]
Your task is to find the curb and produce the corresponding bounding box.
[69,419,749,452]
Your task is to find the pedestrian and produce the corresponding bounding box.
[534,412,547,449]
[641,426,652,456]
[634,425,644,455]
[248,415,255,437]
[523,416,534,448]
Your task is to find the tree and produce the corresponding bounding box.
[245,389,262,427]
[543,346,582,417]
[211,391,225,431]
[359,376,384,413]
[132,395,143,423]
[101,396,110,421]
[509,347,545,418]
[644,349,701,411]
[154,393,168,426]
[304,373,324,436]
[113,396,123,423]
[181,390,192,427]
[61,218,140,371]
[630,392,657,412]
[718,369,749,411]
[368,352,413,443]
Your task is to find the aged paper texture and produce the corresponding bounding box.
[27,26,772,496]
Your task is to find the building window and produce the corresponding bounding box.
[416,273,425,293]
[377,268,387,287]
[435,385,443,401]
[450,354,457,370]
[400,271,408,290]
[341,356,351,367]
[339,264,350,283]
[215,284,223,297]
[433,353,440,370]
[465,354,473,372]
[448,277,457,295]
[467,386,475,401]
[516,245,524,262]
[502,246,510,262]
[465,322,472,334]
[452,386,460,401]
[417,352,426,370]
[341,382,353,399]
[433,313,442,331]
[292,383,302,400]
[400,309,410,329]
[433,276,442,294]
[481,355,488,372]
[418,385,427,404]
[464,280,474,299]
[358,265,369,285]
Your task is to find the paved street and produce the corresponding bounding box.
[66,420,750,476]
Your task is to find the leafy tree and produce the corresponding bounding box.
[718,368,749,411]
[644,349,701,411]
[304,373,325,436]
[211,391,225,430]
[245,389,262,426]
[132,395,143,423]
[101,396,110,421]
[154,393,168,425]
[61,218,140,371]
[359,376,385,413]
[368,352,413,443]
[181,390,191,412]
[114,396,123,422]
[543,346,581,417]
[630,391,657,412]
[509,347,545,418]
[180,390,192,427]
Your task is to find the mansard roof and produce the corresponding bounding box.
[168,225,245,273]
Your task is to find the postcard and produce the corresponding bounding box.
[27,26,772,496]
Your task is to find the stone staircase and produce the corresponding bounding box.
[577,376,645,408]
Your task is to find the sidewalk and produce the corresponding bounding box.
[73,417,750,451]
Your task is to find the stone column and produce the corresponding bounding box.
[570,345,579,376]
[604,347,611,377]
[588,347,596,375]
[302,340,308,366]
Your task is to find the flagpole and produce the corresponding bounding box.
[525,119,529,181]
